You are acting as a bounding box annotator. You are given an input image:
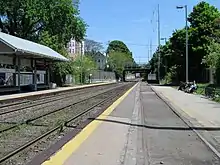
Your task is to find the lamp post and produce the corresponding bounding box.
[89,73,92,84]
[176,5,188,82]
[157,4,161,83]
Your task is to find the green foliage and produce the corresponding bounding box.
[148,1,220,83]
[204,42,220,69]
[74,55,97,74]
[108,52,134,78]
[188,1,220,66]
[107,40,131,55]
[106,40,134,78]
[52,55,97,85]
[72,55,97,83]
[0,0,88,85]
[0,0,86,43]
[163,65,178,84]
[203,42,220,83]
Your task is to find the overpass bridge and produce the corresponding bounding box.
[122,65,150,82]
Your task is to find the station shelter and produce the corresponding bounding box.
[0,32,68,93]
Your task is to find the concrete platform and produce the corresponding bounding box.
[41,82,220,165]
[151,85,220,159]
[0,82,114,102]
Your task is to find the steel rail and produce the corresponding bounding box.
[0,84,120,116]
[0,84,132,163]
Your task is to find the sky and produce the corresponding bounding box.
[79,0,220,64]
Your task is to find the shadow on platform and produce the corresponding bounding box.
[88,118,220,131]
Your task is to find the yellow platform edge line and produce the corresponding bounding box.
[42,83,138,165]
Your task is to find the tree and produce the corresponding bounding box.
[84,39,104,53]
[107,40,131,55]
[188,1,220,81]
[205,42,220,69]
[0,0,86,45]
[0,0,87,85]
[107,52,134,78]
[73,55,97,83]
[148,1,220,83]
[203,42,220,83]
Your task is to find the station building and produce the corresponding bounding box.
[0,32,68,93]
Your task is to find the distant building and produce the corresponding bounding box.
[90,52,106,70]
[67,38,85,59]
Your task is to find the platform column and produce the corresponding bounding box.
[32,59,37,91]
[17,56,21,92]
[47,65,50,86]
[13,56,17,88]
[45,60,50,87]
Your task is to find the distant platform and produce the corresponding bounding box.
[0,82,115,102]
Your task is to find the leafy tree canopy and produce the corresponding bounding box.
[0,0,86,46]
[0,0,88,85]
[107,40,131,55]
[148,1,220,84]
[107,52,134,78]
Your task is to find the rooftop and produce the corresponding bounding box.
[0,32,68,61]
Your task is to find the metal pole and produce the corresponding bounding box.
[161,38,168,75]
[150,39,152,61]
[185,5,189,82]
[157,4,161,82]
[148,42,150,63]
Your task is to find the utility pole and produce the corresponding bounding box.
[157,4,161,83]
[148,43,150,63]
[150,39,152,61]
[177,5,188,82]
[185,5,189,83]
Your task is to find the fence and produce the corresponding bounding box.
[65,70,116,85]
[89,70,116,83]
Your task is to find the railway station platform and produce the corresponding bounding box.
[40,82,220,165]
[0,82,114,102]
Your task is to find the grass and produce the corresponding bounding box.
[194,83,209,95]
[195,83,220,103]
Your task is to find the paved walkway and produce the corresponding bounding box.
[40,83,220,165]
[151,86,220,127]
[152,85,220,156]
[42,83,140,165]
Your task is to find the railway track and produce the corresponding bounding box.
[0,83,124,133]
[0,84,116,107]
[0,83,118,115]
[0,84,125,125]
[0,83,135,165]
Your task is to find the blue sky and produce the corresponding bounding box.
[79,0,220,64]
